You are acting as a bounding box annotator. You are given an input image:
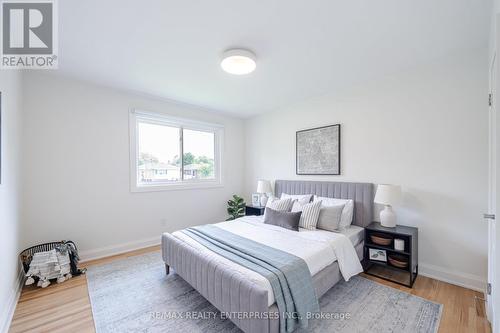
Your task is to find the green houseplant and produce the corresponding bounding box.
[226,195,246,220]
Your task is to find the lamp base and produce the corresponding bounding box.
[259,194,268,207]
[380,205,396,228]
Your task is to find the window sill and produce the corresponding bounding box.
[131,181,224,193]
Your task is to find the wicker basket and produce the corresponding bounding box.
[19,240,86,277]
[370,233,393,246]
[388,254,409,268]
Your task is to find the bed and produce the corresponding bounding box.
[161,180,373,333]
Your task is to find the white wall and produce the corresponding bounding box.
[244,51,489,291]
[21,72,245,260]
[0,72,23,332]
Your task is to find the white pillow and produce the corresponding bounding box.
[280,193,312,205]
[291,200,322,230]
[316,203,345,232]
[314,196,354,230]
[265,197,294,218]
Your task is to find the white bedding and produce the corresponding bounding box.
[342,225,365,246]
[313,224,365,247]
[172,215,363,306]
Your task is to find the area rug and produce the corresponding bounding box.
[86,252,442,333]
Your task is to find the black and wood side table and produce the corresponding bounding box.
[245,205,266,216]
[363,222,418,288]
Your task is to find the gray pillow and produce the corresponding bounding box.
[264,208,302,231]
[316,204,345,232]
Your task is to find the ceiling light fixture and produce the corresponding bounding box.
[221,49,256,75]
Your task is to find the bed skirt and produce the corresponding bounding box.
[162,233,364,333]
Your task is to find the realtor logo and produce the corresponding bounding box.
[1,0,58,69]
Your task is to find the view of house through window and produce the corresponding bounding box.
[182,129,215,180]
[135,115,219,187]
[137,122,181,183]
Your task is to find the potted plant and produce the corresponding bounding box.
[226,195,246,220]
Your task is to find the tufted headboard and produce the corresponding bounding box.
[274,180,374,228]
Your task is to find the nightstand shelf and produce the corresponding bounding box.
[365,259,410,273]
[363,222,418,288]
[364,243,411,256]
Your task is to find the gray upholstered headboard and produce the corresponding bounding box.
[274,180,374,228]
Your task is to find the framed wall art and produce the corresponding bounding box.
[296,124,340,175]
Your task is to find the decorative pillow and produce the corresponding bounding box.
[292,200,322,230]
[316,203,345,232]
[264,197,294,218]
[314,196,354,230]
[264,208,301,231]
[280,193,313,206]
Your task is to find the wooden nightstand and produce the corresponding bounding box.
[363,222,418,288]
[245,205,265,216]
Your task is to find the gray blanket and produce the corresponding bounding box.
[181,225,319,333]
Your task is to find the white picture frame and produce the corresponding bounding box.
[251,194,260,206]
[369,248,387,262]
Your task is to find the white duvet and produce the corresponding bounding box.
[172,215,363,306]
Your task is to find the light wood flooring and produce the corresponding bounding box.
[9,246,491,333]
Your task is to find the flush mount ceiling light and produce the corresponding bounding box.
[220,49,256,75]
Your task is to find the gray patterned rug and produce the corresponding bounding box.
[87,252,442,333]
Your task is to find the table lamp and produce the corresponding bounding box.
[257,180,272,207]
[374,184,401,228]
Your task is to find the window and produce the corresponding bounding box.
[130,110,223,191]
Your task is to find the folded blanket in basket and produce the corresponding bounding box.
[26,249,71,287]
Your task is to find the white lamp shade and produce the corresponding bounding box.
[256,180,272,194]
[374,184,401,206]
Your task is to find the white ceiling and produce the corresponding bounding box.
[58,0,491,117]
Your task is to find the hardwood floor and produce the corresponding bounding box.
[9,246,491,333]
[9,246,160,333]
[360,273,491,333]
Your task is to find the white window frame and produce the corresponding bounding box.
[129,109,224,192]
